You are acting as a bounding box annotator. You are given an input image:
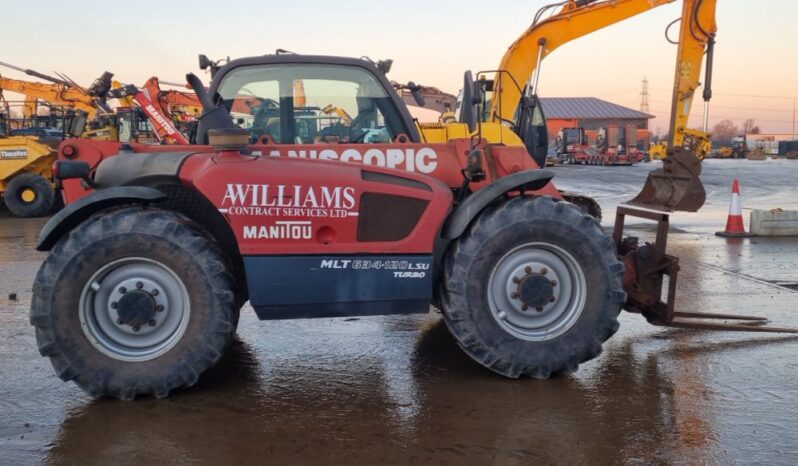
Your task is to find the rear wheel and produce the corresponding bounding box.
[31,207,237,399]
[4,172,55,217]
[440,196,625,378]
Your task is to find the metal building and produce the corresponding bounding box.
[540,97,654,146]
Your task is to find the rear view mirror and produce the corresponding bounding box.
[198,54,211,71]
[460,71,477,134]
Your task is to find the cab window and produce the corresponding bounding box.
[217,63,406,144]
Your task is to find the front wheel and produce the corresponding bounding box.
[31,207,237,399]
[440,196,626,378]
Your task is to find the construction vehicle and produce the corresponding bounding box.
[0,103,86,217]
[591,125,640,165]
[0,61,113,119]
[396,83,458,116]
[717,136,749,159]
[35,53,624,400]
[477,0,716,211]
[649,142,668,160]
[555,127,596,164]
[106,84,190,144]
[0,62,196,145]
[141,77,202,117]
[320,104,353,126]
[34,1,796,400]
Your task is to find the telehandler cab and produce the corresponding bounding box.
[32,52,796,400]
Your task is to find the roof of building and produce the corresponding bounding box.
[540,97,654,120]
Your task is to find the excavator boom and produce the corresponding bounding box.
[486,0,716,212]
[629,0,717,211]
[489,0,674,124]
[0,76,100,118]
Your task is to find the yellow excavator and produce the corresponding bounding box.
[487,0,716,212]
[0,62,114,120]
[416,0,716,213]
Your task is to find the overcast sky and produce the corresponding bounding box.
[2,0,797,134]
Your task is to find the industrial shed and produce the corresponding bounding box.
[540,97,654,149]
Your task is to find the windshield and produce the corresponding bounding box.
[217,63,407,145]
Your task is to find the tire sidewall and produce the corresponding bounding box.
[46,230,225,389]
[4,173,54,217]
[447,198,621,371]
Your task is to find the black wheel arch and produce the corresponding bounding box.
[441,169,555,241]
[431,169,555,309]
[37,183,248,305]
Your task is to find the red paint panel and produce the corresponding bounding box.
[185,152,453,255]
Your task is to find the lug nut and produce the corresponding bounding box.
[549,296,556,303]
[119,287,127,294]
[135,281,143,289]
[522,304,529,311]
[536,307,544,313]
[151,289,160,296]
[111,301,118,309]
[511,292,519,299]
[525,266,532,274]
[551,280,558,287]
[156,304,165,312]
[541,267,548,275]
[132,325,140,332]
[116,319,123,325]
[512,276,521,284]
[148,319,157,327]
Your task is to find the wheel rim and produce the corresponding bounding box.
[79,257,190,362]
[20,188,36,203]
[487,242,587,341]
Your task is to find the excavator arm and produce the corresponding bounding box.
[486,0,717,212]
[0,76,100,118]
[667,0,717,153]
[141,77,202,117]
[107,84,190,144]
[489,0,674,124]
[629,0,717,211]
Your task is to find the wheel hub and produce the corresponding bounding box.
[20,188,36,203]
[517,273,555,310]
[79,258,189,362]
[117,289,157,328]
[488,243,587,341]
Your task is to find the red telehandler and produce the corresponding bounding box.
[29,1,797,400]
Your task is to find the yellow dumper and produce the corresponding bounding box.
[0,136,57,217]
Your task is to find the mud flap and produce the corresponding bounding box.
[628,148,706,212]
[614,206,798,333]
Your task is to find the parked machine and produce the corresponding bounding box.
[555,127,596,164]
[0,61,113,119]
[592,125,639,165]
[0,104,86,217]
[720,136,749,159]
[32,0,795,401]
[483,0,716,211]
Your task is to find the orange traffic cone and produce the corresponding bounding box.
[716,179,756,237]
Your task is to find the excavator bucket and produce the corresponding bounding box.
[615,207,798,333]
[628,147,706,212]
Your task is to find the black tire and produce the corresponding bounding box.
[3,172,55,217]
[440,196,625,378]
[560,192,603,223]
[31,207,237,399]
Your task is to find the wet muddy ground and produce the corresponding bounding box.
[1,159,797,465]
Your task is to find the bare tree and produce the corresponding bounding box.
[743,118,761,135]
[712,119,738,145]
